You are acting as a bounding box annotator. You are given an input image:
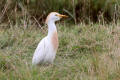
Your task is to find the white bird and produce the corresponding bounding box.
[32,12,68,65]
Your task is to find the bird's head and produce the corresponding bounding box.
[45,12,68,24]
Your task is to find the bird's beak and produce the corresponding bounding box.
[57,14,68,18]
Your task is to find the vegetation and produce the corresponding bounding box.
[0,0,120,80]
[0,0,120,24]
[0,23,120,79]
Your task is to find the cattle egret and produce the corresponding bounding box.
[32,12,68,65]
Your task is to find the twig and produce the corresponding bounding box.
[0,3,8,23]
[63,9,74,20]
[33,16,42,28]
[63,8,76,24]
[72,0,76,24]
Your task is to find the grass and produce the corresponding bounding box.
[0,22,120,80]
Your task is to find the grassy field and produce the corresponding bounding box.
[0,23,120,80]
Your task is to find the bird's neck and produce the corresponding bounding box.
[47,21,59,51]
[47,21,57,36]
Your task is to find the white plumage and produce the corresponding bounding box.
[32,12,68,65]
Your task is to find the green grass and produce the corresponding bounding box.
[0,23,120,80]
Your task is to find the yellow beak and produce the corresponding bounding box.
[57,14,68,18]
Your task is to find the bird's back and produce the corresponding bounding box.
[32,37,47,65]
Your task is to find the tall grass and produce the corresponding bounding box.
[0,22,120,79]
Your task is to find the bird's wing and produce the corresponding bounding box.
[32,37,47,65]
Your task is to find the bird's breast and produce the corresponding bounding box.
[51,31,59,51]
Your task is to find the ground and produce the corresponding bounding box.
[0,23,120,80]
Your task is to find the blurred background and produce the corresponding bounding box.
[0,0,120,26]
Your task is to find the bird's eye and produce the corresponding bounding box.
[55,14,58,16]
